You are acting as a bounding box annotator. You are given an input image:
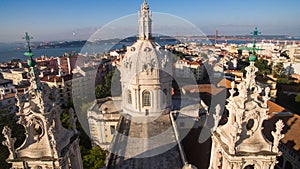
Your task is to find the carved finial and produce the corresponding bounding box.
[231,81,235,90]
[229,81,236,100]
[271,120,285,153]
[212,104,222,131]
[2,126,16,159]
[263,87,270,107]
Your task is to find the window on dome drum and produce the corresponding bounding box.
[142,90,151,107]
[127,90,132,104]
[244,165,254,169]
[110,125,116,135]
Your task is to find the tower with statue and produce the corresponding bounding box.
[209,28,284,169]
[2,33,83,169]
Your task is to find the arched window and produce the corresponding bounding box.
[127,90,132,104]
[142,90,151,107]
[244,165,254,169]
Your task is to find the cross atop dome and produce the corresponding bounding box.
[138,0,152,40]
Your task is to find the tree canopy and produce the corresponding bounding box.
[82,146,107,169]
[254,59,271,76]
[295,93,300,103]
[272,62,285,78]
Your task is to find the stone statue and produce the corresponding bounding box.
[271,120,284,153]
[2,126,16,159]
[229,81,235,100]
[262,87,270,107]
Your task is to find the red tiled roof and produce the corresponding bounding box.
[267,100,286,114]
[183,84,225,96]
[189,61,201,66]
[40,74,73,83]
[217,78,237,89]
[0,93,16,100]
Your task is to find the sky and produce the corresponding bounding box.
[0,0,299,42]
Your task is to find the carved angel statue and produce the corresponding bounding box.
[245,65,258,89]
[271,120,285,153]
[142,58,156,75]
[2,126,16,159]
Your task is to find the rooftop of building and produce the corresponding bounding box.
[0,78,13,85]
[88,98,122,122]
[40,74,73,83]
[106,114,183,169]
[263,112,300,157]
[0,92,16,101]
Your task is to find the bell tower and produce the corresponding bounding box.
[120,0,172,117]
[138,0,152,40]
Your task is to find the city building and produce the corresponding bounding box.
[87,97,121,149]
[1,68,29,86]
[285,42,300,63]
[40,74,73,107]
[71,66,97,99]
[174,59,205,81]
[0,79,17,113]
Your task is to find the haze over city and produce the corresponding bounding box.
[1,0,300,42]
